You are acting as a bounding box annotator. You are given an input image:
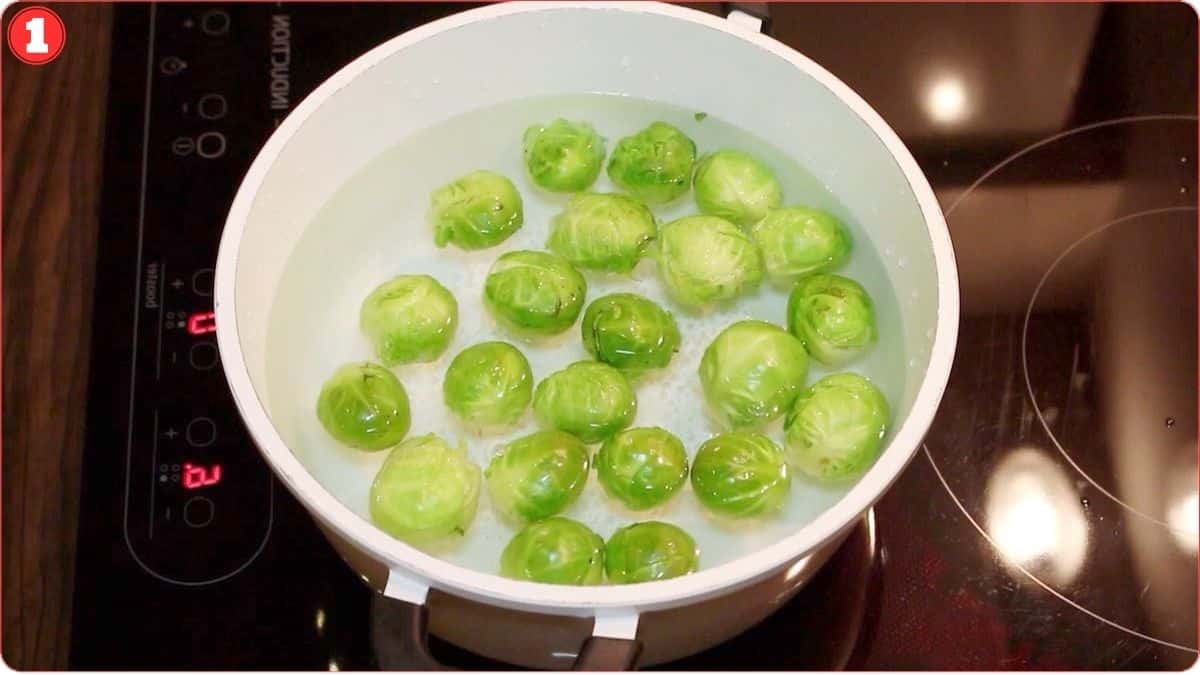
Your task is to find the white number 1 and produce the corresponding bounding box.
[25,17,48,54]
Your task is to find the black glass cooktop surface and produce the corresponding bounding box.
[72,3,1197,669]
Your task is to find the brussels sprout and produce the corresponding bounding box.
[546,193,657,273]
[316,362,411,451]
[533,361,637,443]
[787,273,876,365]
[699,320,809,429]
[442,342,533,427]
[750,207,852,282]
[690,432,790,518]
[607,122,697,205]
[486,430,590,524]
[692,150,782,227]
[500,517,605,585]
[605,521,699,583]
[581,293,680,374]
[523,119,606,193]
[595,427,688,510]
[483,250,587,337]
[360,275,458,366]
[652,216,762,309]
[369,434,481,544]
[784,373,889,482]
[430,170,524,250]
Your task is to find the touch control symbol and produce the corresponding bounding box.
[189,342,219,371]
[186,417,216,447]
[160,56,187,75]
[200,10,230,36]
[197,94,227,120]
[183,497,215,528]
[196,132,226,159]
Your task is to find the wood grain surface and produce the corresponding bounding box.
[1,4,113,669]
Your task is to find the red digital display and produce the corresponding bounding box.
[187,311,217,336]
[183,462,222,489]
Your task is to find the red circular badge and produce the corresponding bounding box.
[7,6,66,66]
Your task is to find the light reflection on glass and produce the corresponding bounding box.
[328,658,340,672]
[985,447,1088,586]
[924,76,970,124]
[1168,492,1198,553]
[315,607,326,635]
[1166,459,1198,554]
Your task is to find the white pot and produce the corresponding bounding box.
[215,2,959,668]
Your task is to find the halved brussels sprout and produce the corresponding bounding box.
[750,207,852,282]
[787,273,876,365]
[430,170,524,250]
[581,293,680,374]
[605,521,699,584]
[533,361,637,443]
[690,432,791,518]
[360,275,458,366]
[483,250,587,337]
[692,150,782,227]
[784,372,889,482]
[500,517,605,585]
[546,192,657,273]
[699,320,809,429]
[369,434,481,544]
[595,427,688,510]
[316,362,411,451]
[486,430,590,524]
[443,341,533,427]
[652,215,763,309]
[523,119,606,193]
[606,121,697,205]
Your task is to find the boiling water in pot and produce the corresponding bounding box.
[264,93,907,574]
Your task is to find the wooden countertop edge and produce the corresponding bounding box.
[1,4,113,669]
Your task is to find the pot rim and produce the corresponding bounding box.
[214,0,960,614]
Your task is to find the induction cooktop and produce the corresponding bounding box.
[71,3,1198,669]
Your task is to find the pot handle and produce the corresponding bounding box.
[574,611,643,671]
[382,569,644,670]
[722,2,772,34]
[381,570,447,670]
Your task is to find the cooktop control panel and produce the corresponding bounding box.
[118,2,279,585]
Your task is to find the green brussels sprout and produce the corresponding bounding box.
[360,275,458,366]
[605,521,699,583]
[533,361,637,443]
[690,432,791,518]
[750,207,852,282]
[430,170,524,250]
[595,427,688,510]
[500,517,605,585]
[369,434,481,544]
[787,273,877,365]
[692,150,782,227]
[316,362,411,451]
[699,320,809,429]
[483,250,587,337]
[606,122,697,205]
[442,342,533,427]
[523,119,606,193]
[486,430,590,524]
[784,373,889,482]
[546,193,657,273]
[581,293,680,374]
[652,215,763,309]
